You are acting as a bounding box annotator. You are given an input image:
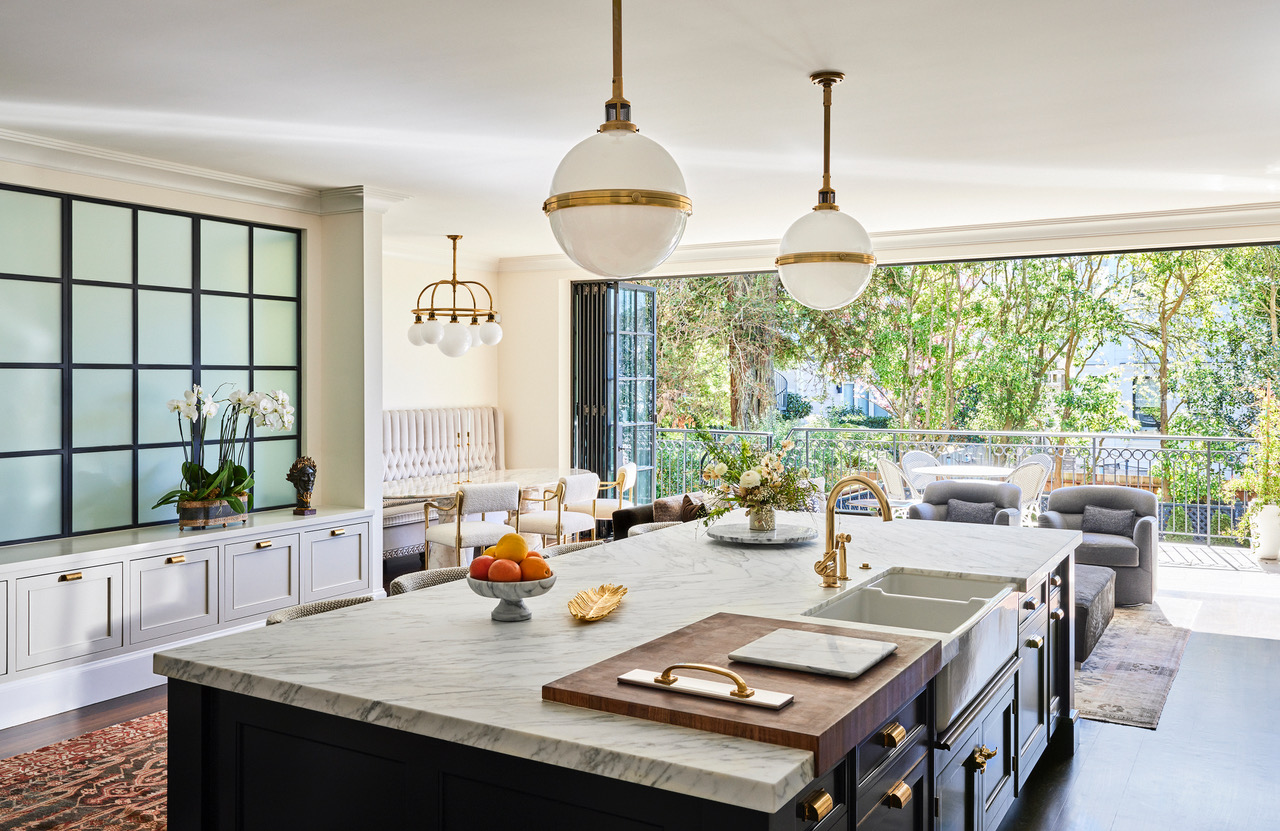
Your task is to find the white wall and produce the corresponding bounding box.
[382,252,501,410]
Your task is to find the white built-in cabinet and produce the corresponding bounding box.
[224,532,300,621]
[0,581,7,677]
[16,562,124,671]
[130,547,218,644]
[303,522,370,602]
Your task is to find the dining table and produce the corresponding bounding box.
[912,463,1013,480]
[382,467,590,504]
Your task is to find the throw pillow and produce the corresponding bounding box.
[946,499,998,525]
[681,492,709,522]
[1081,505,1136,537]
[652,495,685,523]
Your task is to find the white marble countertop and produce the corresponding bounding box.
[155,512,1079,814]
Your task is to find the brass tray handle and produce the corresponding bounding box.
[166,555,187,565]
[878,721,907,748]
[654,663,755,699]
[256,540,273,549]
[886,780,912,809]
[330,528,346,536]
[797,788,834,821]
[1050,608,1066,622]
[59,571,83,582]
[970,745,998,773]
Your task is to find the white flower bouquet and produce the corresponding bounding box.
[696,432,817,530]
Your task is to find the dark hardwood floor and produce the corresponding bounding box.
[0,683,167,760]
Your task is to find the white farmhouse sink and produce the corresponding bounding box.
[867,572,1011,603]
[807,587,989,634]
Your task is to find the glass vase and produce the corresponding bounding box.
[747,505,776,532]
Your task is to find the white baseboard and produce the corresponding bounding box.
[0,621,262,730]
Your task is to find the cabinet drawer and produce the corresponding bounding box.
[223,533,299,621]
[1018,579,1047,623]
[793,760,848,831]
[856,687,928,786]
[855,739,928,829]
[16,563,124,671]
[0,581,7,677]
[130,547,218,643]
[303,522,370,602]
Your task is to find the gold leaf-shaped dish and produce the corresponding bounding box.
[567,584,628,622]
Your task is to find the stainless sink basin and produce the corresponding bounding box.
[807,588,989,634]
[867,572,1011,602]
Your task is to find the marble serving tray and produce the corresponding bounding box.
[705,523,819,545]
[729,629,897,680]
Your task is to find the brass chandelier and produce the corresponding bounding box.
[406,235,501,358]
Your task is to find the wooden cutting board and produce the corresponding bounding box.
[542,613,942,772]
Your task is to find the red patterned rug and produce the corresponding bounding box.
[0,711,168,830]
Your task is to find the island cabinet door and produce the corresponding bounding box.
[1015,607,1050,791]
[933,674,1016,831]
[130,547,218,643]
[223,533,299,621]
[0,581,7,676]
[302,522,370,602]
[16,563,124,671]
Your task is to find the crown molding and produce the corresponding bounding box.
[318,186,413,216]
[0,127,330,213]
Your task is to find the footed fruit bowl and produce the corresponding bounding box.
[467,574,557,622]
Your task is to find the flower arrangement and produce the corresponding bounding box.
[152,384,296,517]
[1223,383,1280,550]
[696,430,818,530]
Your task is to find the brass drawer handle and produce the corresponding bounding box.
[1050,574,1062,587]
[59,571,83,582]
[1023,598,1039,611]
[878,721,907,748]
[886,780,912,809]
[654,663,754,699]
[256,540,273,549]
[797,788,834,821]
[971,745,998,773]
[1050,608,1066,622]
[330,528,346,536]
[1025,635,1045,649]
[166,554,187,565]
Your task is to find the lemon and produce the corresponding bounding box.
[483,545,497,558]
[492,533,529,563]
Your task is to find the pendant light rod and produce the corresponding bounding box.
[602,0,636,131]
[811,71,844,210]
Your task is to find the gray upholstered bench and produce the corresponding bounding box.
[1075,564,1116,664]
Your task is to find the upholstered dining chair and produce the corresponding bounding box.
[900,450,941,494]
[389,566,468,596]
[266,595,374,624]
[518,474,598,545]
[876,458,919,519]
[422,481,520,569]
[566,462,637,533]
[1005,461,1050,526]
[540,539,605,558]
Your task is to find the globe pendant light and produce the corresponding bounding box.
[776,72,876,311]
[406,235,501,358]
[543,0,692,278]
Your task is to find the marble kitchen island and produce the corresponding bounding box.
[156,513,1080,830]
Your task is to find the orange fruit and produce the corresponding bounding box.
[526,551,543,559]
[493,533,528,563]
[520,557,552,581]
[488,558,521,582]
[469,555,495,580]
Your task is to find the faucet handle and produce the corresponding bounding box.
[836,532,851,544]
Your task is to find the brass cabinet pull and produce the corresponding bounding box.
[886,780,913,809]
[1025,635,1045,649]
[256,540,272,549]
[878,721,908,748]
[1022,597,1039,611]
[797,788,834,821]
[970,745,998,773]
[1050,608,1066,622]
[166,554,187,565]
[1050,574,1062,587]
[59,571,83,582]
[654,663,754,699]
[330,528,346,536]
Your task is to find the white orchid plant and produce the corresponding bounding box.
[152,384,296,515]
[695,430,818,524]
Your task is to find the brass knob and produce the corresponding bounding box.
[886,780,912,809]
[1025,635,1045,649]
[1050,608,1066,622]
[1050,574,1062,587]
[970,745,998,773]
[1023,598,1039,611]
[878,721,907,748]
[797,788,834,821]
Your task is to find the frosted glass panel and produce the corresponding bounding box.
[200,294,249,365]
[138,446,187,525]
[253,299,297,365]
[200,369,250,403]
[0,455,62,542]
[138,211,192,288]
[72,450,133,532]
[0,279,61,362]
[253,228,298,297]
[72,369,133,448]
[200,220,249,293]
[254,369,298,437]
[72,285,132,364]
[138,369,192,445]
[253,439,298,508]
[72,201,132,283]
[0,369,61,452]
[0,189,60,278]
[138,290,192,364]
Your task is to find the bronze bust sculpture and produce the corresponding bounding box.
[286,456,317,516]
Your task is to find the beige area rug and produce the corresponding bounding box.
[1075,597,1200,730]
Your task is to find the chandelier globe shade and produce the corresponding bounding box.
[407,318,428,346]
[438,321,472,358]
[777,210,875,310]
[543,0,692,279]
[477,319,504,346]
[419,317,445,345]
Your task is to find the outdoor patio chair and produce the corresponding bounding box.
[876,458,919,519]
[900,449,941,493]
[1005,461,1050,526]
[1023,452,1055,483]
[908,480,1022,525]
[1038,485,1158,605]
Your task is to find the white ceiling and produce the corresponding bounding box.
[2,0,1279,264]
